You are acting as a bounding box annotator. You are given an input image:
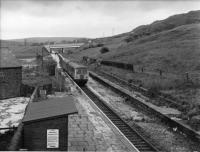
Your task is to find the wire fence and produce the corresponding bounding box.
[83,56,200,88]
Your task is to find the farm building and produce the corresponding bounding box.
[22,96,78,151]
[0,47,22,99]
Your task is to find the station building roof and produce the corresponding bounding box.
[0,47,21,68]
[22,96,78,123]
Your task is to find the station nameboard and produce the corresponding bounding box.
[47,129,59,148]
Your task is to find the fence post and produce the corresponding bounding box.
[132,64,135,73]
[186,72,189,82]
[141,67,144,73]
[159,69,163,77]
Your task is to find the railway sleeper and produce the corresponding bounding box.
[81,85,159,152]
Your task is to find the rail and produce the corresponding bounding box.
[81,86,159,152]
[60,69,140,152]
[89,71,200,142]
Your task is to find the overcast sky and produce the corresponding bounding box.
[1,0,200,40]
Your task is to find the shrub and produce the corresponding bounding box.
[31,43,40,46]
[148,84,160,98]
[100,47,109,54]
[97,43,104,47]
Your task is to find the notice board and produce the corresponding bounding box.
[47,129,59,148]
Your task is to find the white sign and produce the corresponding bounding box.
[47,129,59,148]
[40,90,47,95]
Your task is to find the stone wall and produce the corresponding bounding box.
[0,67,22,99]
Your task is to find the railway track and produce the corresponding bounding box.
[57,58,158,151]
[81,86,159,152]
[94,70,184,110]
[89,71,200,143]
[48,51,200,152]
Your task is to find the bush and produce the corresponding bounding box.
[100,47,109,54]
[97,43,104,47]
[31,43,40,46]
[148,84,160,98]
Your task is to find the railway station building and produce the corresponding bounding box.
[0,47,22,99]
[22,96,78,151]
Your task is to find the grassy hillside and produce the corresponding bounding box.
[1,40,42,58]
[105,23,200,73]
[0,36,89,58]
[126,10,200,42]
[70,10,200,74]
[66,10,200,108]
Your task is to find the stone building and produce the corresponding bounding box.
[0,47,22,99]
[22,96,78,151]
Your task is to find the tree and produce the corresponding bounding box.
[100,47,109,54]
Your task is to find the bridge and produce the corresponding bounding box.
[43,43,84,54]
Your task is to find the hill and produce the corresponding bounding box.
[7,37,88,44]
[126,10,200,42]
[0,37,89,58]
[103,23,200,73]
[69,10,200,109]
[70,10,200,74]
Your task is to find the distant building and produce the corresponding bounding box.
[0,47,22,99]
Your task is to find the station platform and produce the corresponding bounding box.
[68,90,133,151]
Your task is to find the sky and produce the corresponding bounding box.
[1,0,200,40]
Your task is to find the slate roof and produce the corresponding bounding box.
[22,96,78,123]
[0,47,21,68]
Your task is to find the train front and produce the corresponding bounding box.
[74,67,88,86]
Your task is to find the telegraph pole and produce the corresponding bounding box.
[24,39,27,47]
[42,47,44,71]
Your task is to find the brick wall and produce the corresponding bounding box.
[0,67,22,99]
[23,117,68,151]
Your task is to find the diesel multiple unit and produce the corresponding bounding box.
[58,54,88,86]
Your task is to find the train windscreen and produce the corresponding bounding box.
[76,68,87,74]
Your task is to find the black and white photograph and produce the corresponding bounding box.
[0,0,200,151]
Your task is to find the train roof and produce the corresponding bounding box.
[60,55,86,68]
[68,61,86,68]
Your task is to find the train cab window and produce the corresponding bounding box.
[76,68,87,74]
[76,69,81,74]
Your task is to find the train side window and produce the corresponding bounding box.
[77,69,81,74]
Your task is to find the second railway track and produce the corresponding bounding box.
[81,86,159,152]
